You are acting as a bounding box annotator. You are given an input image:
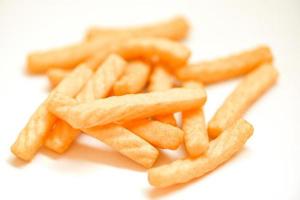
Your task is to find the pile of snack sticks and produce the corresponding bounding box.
[11,16,278,187]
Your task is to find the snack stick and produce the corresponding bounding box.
[208,64,278,138]
[148,119,253,187]
[118,37,190,69]
[113,61,150,95]
[47,69,70,87]
[48,88,207,129]
[86,16,189,41]
[176,46,273,84]
[124,119,184,150]
[11,65,93,161]
[45,55,126,153]
[83,124,159,168]
[77,54,126,101]
[182,81,208,157]
[148,66,177,125]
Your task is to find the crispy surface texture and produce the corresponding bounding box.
[48,88,206,129]
[208,64,278,138]
[83,124,159,168]
[45,55,126,153]
[11,65,93,160]
[113,61,150,95]
[124,119,184,150]
[182,81,208,157]
[148,119,253,187]
[176,46,273,84]
[47,69,70,88]
[86,16,189,41]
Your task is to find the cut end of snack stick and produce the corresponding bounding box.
[148,119,253,187]
[176,45,273,84]
[48,87,206,129]
[208,64,278,139]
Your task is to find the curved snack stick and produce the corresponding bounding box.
[208,64,278,138]
[83,124,159,168]
[45,55,126,153]
[176,46,273,84]
[148,119,253,187]
[148,66,177,126]
[113,61,150,95]
[86,16,189,41]
[47,69,70,88]
[48,88,206,129]
[124,119,184,150]
[182,81,209,157]
[11,65,93,161]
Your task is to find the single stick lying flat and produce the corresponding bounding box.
[176,46,273,84]
[208,64,278,138]
[48,88,207,129]
[148,119,253,187]
[11,65,93,161]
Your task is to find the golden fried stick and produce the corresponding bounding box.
[148,66,177,126]
[83,124,159,168]
[182,81,208,157]
[148,119,253,187]
[113,61,150,95]
[86,16,189,41]
[208,64,278,138]
[11,65,93,161]
[45,55,126,153]
[124,119,184,150]
[176,46,273,84]
[47,69,70,88]
[48,88,206,129]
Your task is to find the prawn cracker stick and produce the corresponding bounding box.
[83,124,159,168]
[47,69,70,88]
[45,55,126,153]
[86,16,189,41]
[11,65,93,160]
[124,119,184,150]
[48,87,206,129]
[182,81,208,157]
[148,119,253,187]
[77,54,126,101]
[176,45,273,84]
[208,64,278,138]
[113,61,150,95]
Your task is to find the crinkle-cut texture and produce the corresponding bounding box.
[113,61,150,95]
[77,54,126,101]
[182,81,208,157]
[124,119,184,150]
[148,119,253,187]
[208,64,278,138]
[45,55,126,153]
[47,68,70,88]
[48,88,206,129]
[83,124,159,168]
[11,65,93,160]
[86,16,189,41]
[176,45,273,84]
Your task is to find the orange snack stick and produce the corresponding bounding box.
[182,81,208,157]
[124,119,184,150]
[47,69,70,88]
[83,124,159,168]
[176,46,273,84]
[45,55,126,153]
[48,87,207,129]
[11,65,93,160]
[208,64,278,138]
[113,61,150,95]
[86,16,189,41]
[148,119,253,187]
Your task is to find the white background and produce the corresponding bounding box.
[1,0,299,199]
